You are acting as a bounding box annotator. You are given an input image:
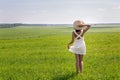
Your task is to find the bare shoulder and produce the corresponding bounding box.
[72,31,76,38]
[72,31,75,35]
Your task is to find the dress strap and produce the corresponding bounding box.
[80,29,83,35]
[74,30,79,36]
[74,30,83,39]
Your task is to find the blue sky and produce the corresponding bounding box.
[0,0,120,24]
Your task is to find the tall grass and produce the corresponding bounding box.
[0,26,120,80]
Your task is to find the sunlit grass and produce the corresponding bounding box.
[0,26,120,80]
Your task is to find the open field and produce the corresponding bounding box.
[0,26,120,80]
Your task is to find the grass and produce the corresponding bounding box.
[0,26,120,80]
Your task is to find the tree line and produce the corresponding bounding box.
[0,23,22,28]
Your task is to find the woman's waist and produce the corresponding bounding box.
[75,37,84,40]
[73,42,85,48]
[75,39,84,42]
[74,41,85,45]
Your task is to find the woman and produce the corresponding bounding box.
[67,20,91,74]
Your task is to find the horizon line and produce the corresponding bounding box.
[0,22,120,24]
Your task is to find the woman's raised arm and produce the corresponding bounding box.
[83,25,91,34]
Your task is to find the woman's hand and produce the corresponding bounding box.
[67,44,70,49]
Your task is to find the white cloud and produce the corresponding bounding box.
[112,6,120,10]
[98,8,106,11]
[1,0,120,23]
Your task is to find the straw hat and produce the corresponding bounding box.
[73,20,86,30]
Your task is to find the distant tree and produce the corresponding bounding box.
[0,23,22,28]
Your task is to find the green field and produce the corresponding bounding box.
[0,26,120,80]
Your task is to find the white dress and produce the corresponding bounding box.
[69,30,86,55]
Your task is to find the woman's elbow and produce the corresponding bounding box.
[87,25,91,27]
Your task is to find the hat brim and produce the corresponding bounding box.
[73,26,86,30]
